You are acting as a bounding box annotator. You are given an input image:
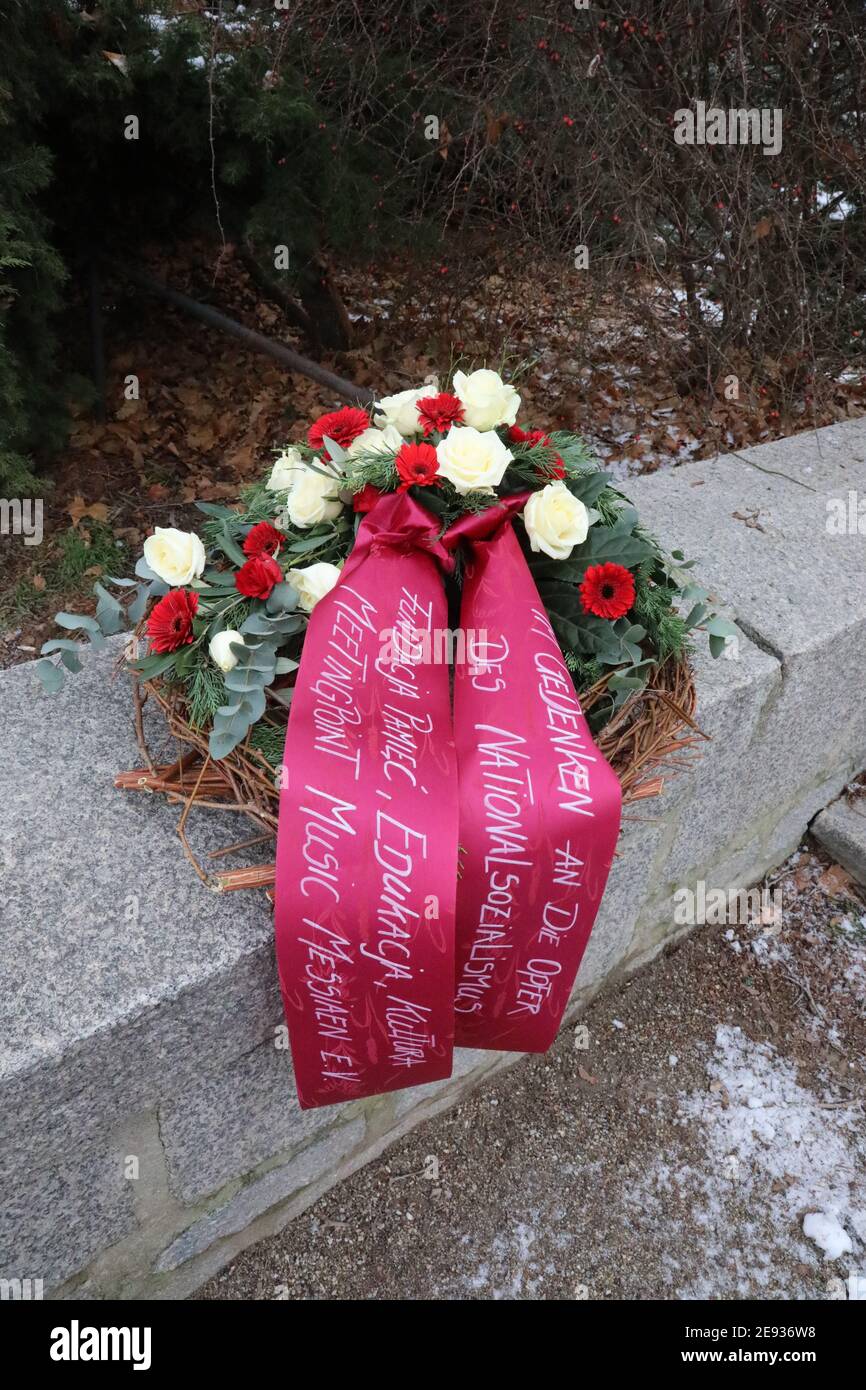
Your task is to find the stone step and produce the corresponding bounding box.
[813,795,866,886]
[3,417,866,1297]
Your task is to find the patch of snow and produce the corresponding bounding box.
[803,1211,853,1261]
[467,1219,545,1299]
[817,185,856,222]
[624,1024,866,1298]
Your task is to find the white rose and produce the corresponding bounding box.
[346,424,403,458]
[285,462,343,528]
[209,629,243,673]
[267,447,305,492]
[522,481,590,560]
[143,527,206,586]
[288,561,342,613]
[373,386,430,436]
[452,368,521,431]
[435,426,513,495]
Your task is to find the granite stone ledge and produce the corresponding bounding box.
[153,1117,366,1272]
[813,795,866,886]
[158,1038,332,1205]
[0,642,279,1175]
[625,432,866,812]
[4,420,866,1298]
[0,1140,136,1288]
[648,634,781,884]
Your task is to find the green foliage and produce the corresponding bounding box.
[0,0,427,477]
[631,566,690,662]
[563,651,604,690]
[0,2,69,490]
[186,662,227,731]
[51,521,125,588]
[38,400,733,739]
[248,720,288,768]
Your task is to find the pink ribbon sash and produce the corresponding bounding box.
[449,496,622,1052]
[274,491,621,1108]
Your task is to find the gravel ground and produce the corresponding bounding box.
[199,838,866,1302]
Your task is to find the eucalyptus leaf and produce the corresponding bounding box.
[129,586,149,624]
[55,611,100,633]
[225,664,270,693]
[268,613,304,637]
[209,727,246,760]
[41,638,83,656]
[679,582,709,603]
[245,688,267,723]
[94,582,125,635]
[266,582,298,614]
[135,557,160,582]
[240,611,277,636]
[683,602,709,631]
[246,653,278,673]
[215,700,244,718]
[36,659,64,693]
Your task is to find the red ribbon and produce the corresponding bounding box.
[274,491,622,1108]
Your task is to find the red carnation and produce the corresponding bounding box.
[235,553,283,600]
[579,562,636,621]
[147,588,199,654]
[416,391,465,436]
[353,483,383,513]
[508,425,565,479]
[395,441,439,490]
[243,521,283,558]
[308,406,370,456]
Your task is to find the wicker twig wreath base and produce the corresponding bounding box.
[115,656,704,892]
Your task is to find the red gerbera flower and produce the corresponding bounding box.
[307,406,370,456]
[416,391,465,436]
[147,588,199,654]
[395,441,439,491]
[352,483,383,513]
[235,553,283,600]
[508,425,565,479]
[243,521,283,558]
[579,562,636,620]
